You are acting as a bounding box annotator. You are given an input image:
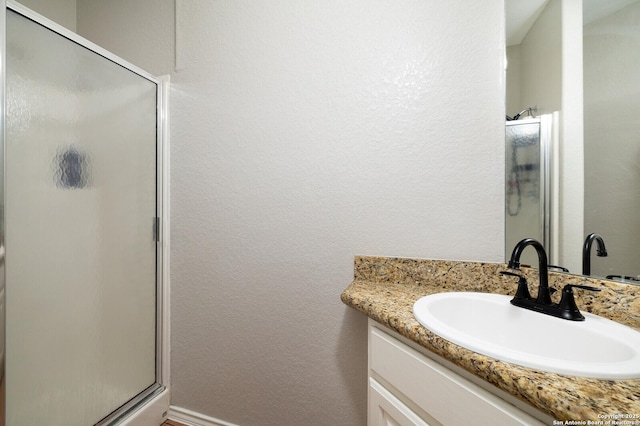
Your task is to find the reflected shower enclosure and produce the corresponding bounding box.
[505,116,552,268]
[2,4,167,426]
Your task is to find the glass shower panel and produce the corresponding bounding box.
[505,120,545,267]
[5,10,157,426]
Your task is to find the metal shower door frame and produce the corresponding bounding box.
[0,1,171,424]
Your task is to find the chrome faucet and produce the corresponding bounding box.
[504,238,600,321]
[507,238,552,304]
[582,233,608,275]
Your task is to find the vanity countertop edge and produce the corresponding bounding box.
[341,255,640,422]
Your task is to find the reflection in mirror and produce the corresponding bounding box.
[505,117,551,268]
[505,0,640,283]
[584,0,640,281]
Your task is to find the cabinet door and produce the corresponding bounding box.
[369,321,546,425]
[369,378,432,426]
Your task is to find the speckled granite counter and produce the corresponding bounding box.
[341,256,640,422]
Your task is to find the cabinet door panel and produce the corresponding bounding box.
[369,378,432,426]
[369,324,544,426]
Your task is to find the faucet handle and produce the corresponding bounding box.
[548,264,570,273]
[564,284,601,293]
[500,271,532,300]
[558,284,601,321]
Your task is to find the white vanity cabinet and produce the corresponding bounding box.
[368,320,548,426]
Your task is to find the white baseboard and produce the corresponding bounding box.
[168,406,239,426]
[119,388,170,426]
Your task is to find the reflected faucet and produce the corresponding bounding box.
[507,238,552,305]
[582,233,608,275]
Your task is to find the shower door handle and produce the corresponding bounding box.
[153,217,160,242]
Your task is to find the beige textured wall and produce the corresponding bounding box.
[76,0,175,76]
[67,0,503,424]
[16,0,76,31]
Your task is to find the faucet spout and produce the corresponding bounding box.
[508,238,552,305]
[582,233,608,275]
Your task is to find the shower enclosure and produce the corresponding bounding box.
[1,2,169,425]
[505,115,553,268]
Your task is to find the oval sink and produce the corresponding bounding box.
[413,292,640,379]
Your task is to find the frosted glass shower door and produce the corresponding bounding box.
[505,117,551,267]
[5,9,159,426]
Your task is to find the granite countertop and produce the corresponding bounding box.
[341,256,640,422]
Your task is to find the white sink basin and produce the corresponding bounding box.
[413,292,640,379]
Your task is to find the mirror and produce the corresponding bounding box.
[505,0,640,283]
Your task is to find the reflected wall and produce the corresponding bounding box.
[583,2,640,279]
